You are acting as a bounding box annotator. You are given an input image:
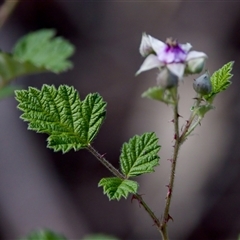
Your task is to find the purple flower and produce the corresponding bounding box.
[136,33,207,80]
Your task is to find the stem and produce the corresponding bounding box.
[0,0,19,29]
[87,144,162,234]
[179,97,202,143]
[160,87,180,239]
[160,94,202,239]
[87,144,125,179]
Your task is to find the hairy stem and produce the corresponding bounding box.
[0,0,19,29]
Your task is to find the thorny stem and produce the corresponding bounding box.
[87,144,125,179]
[160,87,180,239]
[0,0,19,29]
[160,93,202,240]
[87,144,162,234]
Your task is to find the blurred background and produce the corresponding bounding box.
[0,0,239,239]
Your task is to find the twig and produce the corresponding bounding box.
[87,144,162,234]
[0,0,19,29]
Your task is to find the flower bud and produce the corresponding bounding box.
[157,68,178,89]
[193,71,212,95]
[186,57,206,74]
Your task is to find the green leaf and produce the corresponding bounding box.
[120,132,160,177]
[192,104,215,119]
[13,29,75,73]
[20,229,67,240]
[15,85,106,153]
[80,93,107,143]
[0,84,21,100]
[142,86,174,104]
[98,177,138,201]
[82,234,119,240]
[205,61,234,102]
[0,52,46,83]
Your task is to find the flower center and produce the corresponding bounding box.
[157,38,187,64]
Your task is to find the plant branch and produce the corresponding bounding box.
[160,87,180,239]
[87,144,125,179]
[179,96,202,143]
[160,94,202,239]
[87,144,162,234]
[0,0,19,29]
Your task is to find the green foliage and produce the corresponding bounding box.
[98,133,160,200]
[0,84,20,100]
[20,229,66,240]
[82,234,119,240]
[0,52,45,83]
[192,104,215,119]
[142,86,174,104]
[13,29,75,73]
[205,61,234,102]
[98,177,138,201]
[0,29,75,109]
[15,85,106,153]
[0,29,75,87]
[120,132,160,177]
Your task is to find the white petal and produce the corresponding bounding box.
[180,43,192,53]
[135,54,162,75]
[186,51,207,61]
[167,63,185,80]
[149,35,165,53]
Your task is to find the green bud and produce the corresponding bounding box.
[193,71,212,95]
[186,57,205,74]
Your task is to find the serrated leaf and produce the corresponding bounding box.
[81,93,107,143]
[20,229,67,240]
[82,234,119,240]
[205,61,234,102]
[15,85,106,153]
[120,132,160,177]
[98,177,138,201]
[142,86,174,104]
[13,29,75,73]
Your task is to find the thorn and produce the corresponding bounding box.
[165,185,172,199]
[131,194,145,207]
[177,113,183,118]
[174,133,178,140]
[167,158,173,163]
[152,217,160,227]
[166,214,174,223]
[100,153,106,158]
